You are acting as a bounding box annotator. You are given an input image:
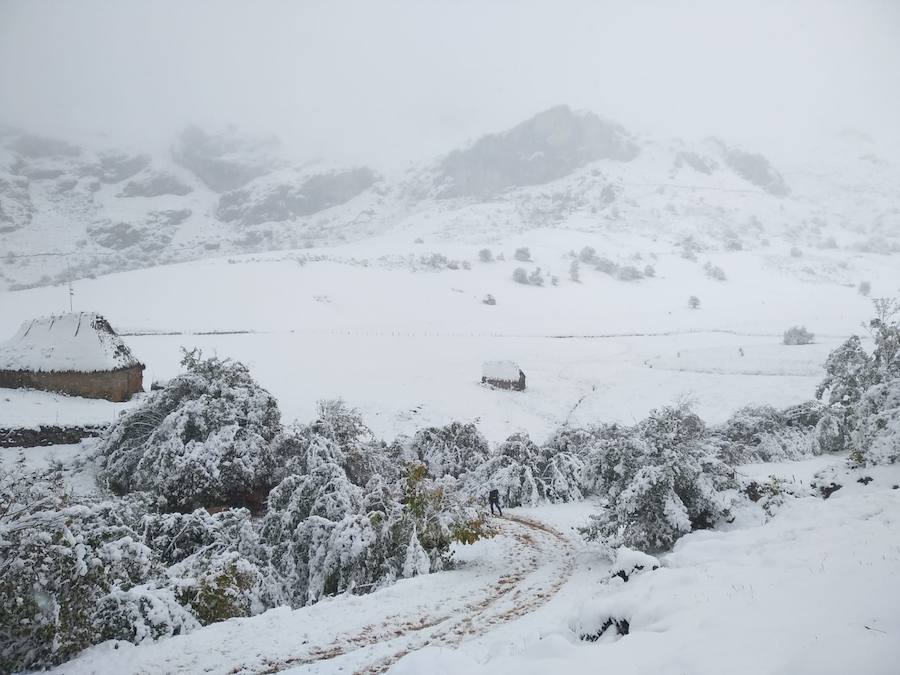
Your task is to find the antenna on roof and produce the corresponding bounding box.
[65,255,74,313]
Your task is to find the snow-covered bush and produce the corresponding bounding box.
[643,264,656,278]
[528,267,545,286]
[688,295,700,309]
[482,293,497,305]
[742,474,791,516]
[815,335,874,405]
[260,461,367,605]
[512,267,529,284]
[261,458,489,606]
[419,252,449,269]
[466,452,541,507]
[478,248,493,262]
[569,259,580,282]
[171,550,264,624]
[858,280,871,296]
[869,299,900,379]
[579,246,598,264]
[0,469,160,671]
[92,586,199,646]
[140,507,256,566]
[595,257,618,275]
[98,351,282,511]
[815,300,900,465]
[310,398,373,450]
[140,508,267,621]
[852,378,900,466]
[462,433,584,507]
[703,261,726,281]
[783,325,815,345]
[713,403,824,464]
[406,422,490,479]
[617,265,644,281]
[513,246,532,262]
[581,406,737,553]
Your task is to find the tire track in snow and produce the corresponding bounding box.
[249,515,575,675]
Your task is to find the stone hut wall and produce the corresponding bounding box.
[482,372,527,391]
[0,365,144,402]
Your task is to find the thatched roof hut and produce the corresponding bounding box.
[0,312,144,401]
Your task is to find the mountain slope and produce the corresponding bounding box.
[1,107,898,291]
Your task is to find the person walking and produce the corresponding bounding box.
[488,488,502,516]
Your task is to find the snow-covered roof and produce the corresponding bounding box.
[482,360,522,382]
[0,312,143,373]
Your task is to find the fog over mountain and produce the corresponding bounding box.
[2,0,900,168]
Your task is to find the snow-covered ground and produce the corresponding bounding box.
[48,456,900,675]
[2,229,897,442]
[391,460,900,675]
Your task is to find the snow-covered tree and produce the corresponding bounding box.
[462,433,586,508]
[512,267,529,284]
[98,351,282,511]
[816,336,874,406]
[406,422,490,479]
[0,468,162,671]
[852,377,900,466]
[617,265,644,281]
[581,406,736,554]
[513,246,532,262]
[569,259,581,282]
[815,300,900,466]
[703,261,726,281]
[783,326,815,345]
[528,267,545,286]
[713,404,824,464]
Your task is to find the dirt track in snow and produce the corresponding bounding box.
[242,515,577,675]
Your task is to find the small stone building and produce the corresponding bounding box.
[0,312,144,402]
[481,360,526,391]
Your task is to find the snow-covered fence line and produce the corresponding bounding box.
[0,424,106,448]
[118,328,257,337]
[122,326,859,340]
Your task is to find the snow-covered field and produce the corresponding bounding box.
[2,229,897,442]
[2,226,900,674]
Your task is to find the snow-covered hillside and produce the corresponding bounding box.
[2,105,898,291]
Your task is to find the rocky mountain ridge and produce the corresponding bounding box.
[0,106,897,290]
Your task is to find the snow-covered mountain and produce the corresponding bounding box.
[1,105,898,290]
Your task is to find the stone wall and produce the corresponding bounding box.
[0,365,144,401]
[482,374,527,391]
[0,424,107,448]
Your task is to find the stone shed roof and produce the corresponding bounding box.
[481,360,523,382]
[0,312,143,374]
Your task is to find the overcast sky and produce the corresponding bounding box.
[2,0,899,167]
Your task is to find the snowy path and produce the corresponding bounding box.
[57,515,577,675]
